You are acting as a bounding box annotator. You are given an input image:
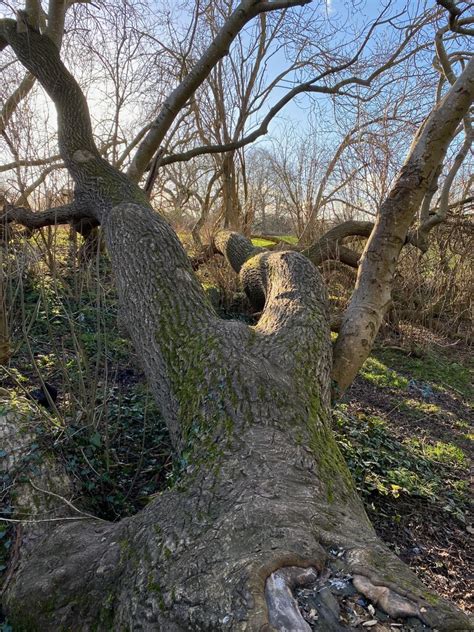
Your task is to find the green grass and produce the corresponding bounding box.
[405,439,467,467]
[359,357,409,389]
[338,344,472,523]
[373,348,472,399]
[251,237,278,248]
[334,408,470,520]
[251,234,298,248]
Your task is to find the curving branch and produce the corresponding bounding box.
[0,0,80,137]
[214,228,330,367]
[1,203,89,229]
[332,56,474,398]
[302,221,374,268]
[415,125,473,250]
[0,72,36,136]
[0,19,148,217]
[436,1,474,36]
[414,16,474,251]
[126,0,311,182]
[214,230,264,275]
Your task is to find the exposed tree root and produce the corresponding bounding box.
[266,566,318,632]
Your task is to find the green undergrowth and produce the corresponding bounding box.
[6,264,172,521]
[333,409,470,521]
[361,347,472,399]
[335,346,472,523]
[4,241,471,529]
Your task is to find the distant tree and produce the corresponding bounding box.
[1,1,473,630]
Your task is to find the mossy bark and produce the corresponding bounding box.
[3,215,472,631]
[0,21,471,632]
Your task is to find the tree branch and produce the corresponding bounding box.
[0,155,62,173]
[0,0,77,136]
[436,1,474,36]
[0,19,148,216]
[256,0,312,10]
[302,221,374,268]
[126,0,311,182]
[2,203,90,229]
[332,56,474,398]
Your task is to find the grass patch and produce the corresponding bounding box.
[374,348,472,398]
[405,439,467,467]
[334,407,469,521]
[251,235,298,248]
[251,237,278,248]
[399,399,442,418]
[359,357,409,389]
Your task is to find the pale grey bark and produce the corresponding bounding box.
[332,56,474,397]
[1,12,473,632]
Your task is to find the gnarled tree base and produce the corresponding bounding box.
[2,397,472,631]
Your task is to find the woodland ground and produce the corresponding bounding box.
[0,230,472,631]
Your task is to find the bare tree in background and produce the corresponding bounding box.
[0,1,473,630]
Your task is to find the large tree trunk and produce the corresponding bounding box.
[0,17,472,632]
[2,219,472,631]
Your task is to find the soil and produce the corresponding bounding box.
[345,372,473,614]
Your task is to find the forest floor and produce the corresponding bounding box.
[339,337,473,615]
[0,245,472,629]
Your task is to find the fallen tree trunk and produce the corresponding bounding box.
[2,221,471,630]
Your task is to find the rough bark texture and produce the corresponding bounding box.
[1,15,472,632]
[0,249,9,364]
[302,221,374,269]
[4,220,472,630]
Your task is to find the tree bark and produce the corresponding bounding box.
[1,16,472,632]
[3,221,472,631]
[0,249,9,365]
[332,57,474,397]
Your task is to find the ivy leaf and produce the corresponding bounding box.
[89,432,102,448]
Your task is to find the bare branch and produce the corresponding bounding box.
[0,155,62,173]
[126,0,311,182]
[256,0,312,11]
[302,221,374,267]
[416,124,473,248]
[0,0,76,136]
[332,56,474,398]
[2,203,90,229]
[436,1,474,36]
[15,163,65,206]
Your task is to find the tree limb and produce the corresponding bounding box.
[0,0,78,136]
[332,56,474,398]
[436,1,474,36]
[0,19,148,216]
[126,0,311,182]
[302,221,374,267]
[0,155,62,173]
[1,203,90,229]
